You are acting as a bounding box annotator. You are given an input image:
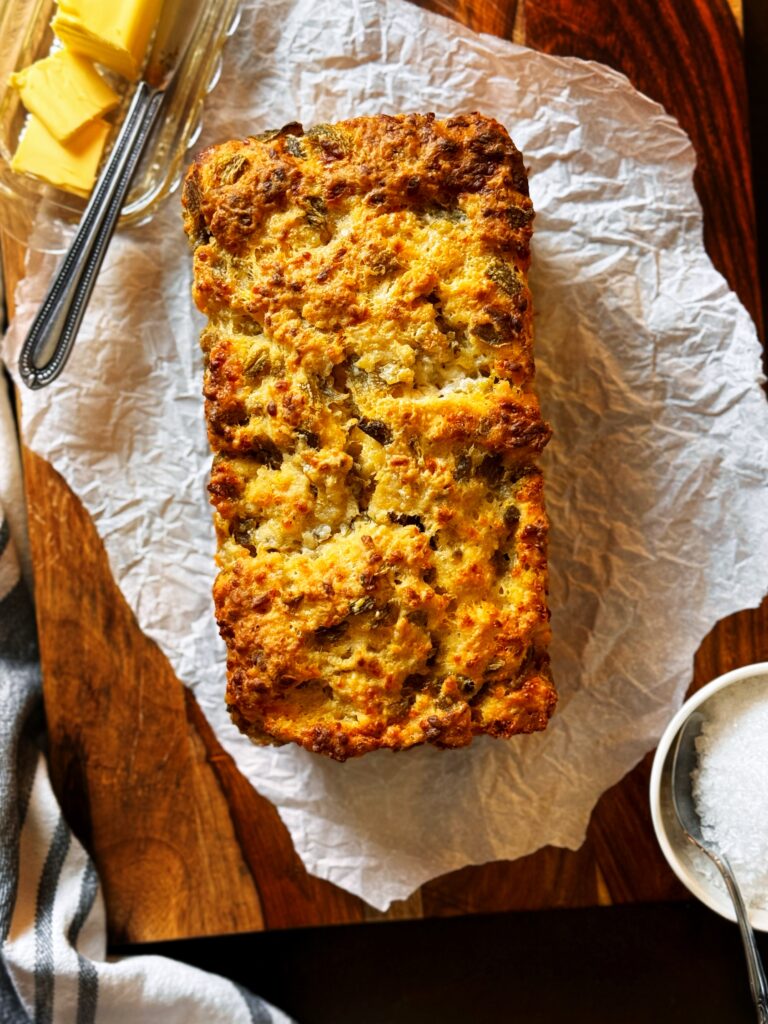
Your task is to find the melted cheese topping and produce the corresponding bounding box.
[183,113,556,760]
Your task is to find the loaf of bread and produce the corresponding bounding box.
[182,112,556,760]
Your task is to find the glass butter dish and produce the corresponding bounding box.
[0,0,241,252]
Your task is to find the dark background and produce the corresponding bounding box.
[114,902,768,1023]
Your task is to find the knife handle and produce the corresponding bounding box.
[18,81,164,390]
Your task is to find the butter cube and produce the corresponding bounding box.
[10,49,119,143]
[52,0,164,80]
[11,116,110,197]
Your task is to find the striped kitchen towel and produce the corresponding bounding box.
[0,370,296,1024]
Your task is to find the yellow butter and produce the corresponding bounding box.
[52,0,164,80]
[11,116,110,197]
[10,49,119,143]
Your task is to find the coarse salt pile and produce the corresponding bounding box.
[692,675,768,910]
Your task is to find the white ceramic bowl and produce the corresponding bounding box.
[649,662,768,932]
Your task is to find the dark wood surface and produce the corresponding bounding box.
[7,0,767,942]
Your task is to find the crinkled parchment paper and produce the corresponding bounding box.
[5,0,768,910]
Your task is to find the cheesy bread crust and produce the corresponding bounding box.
[182,112,556,761]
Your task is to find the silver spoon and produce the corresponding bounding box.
[672,709,768,1023]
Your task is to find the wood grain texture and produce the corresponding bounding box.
[183,688,367,929]
[6,0,766,942]
[20,446,264,940]
[521,0,763,337]
[418,0,520,39]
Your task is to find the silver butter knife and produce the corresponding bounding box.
[19,0,202,390]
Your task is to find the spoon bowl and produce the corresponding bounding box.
[649,662,768,932]
[670,710,707,847]
[668,699,768,1021]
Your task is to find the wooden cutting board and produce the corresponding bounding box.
[6,0,767,943]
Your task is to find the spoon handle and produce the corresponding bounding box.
[18,81,163,390]
[716,855,768,1023]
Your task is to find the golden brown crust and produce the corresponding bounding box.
[183,112,556,761]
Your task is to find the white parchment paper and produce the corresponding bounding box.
[5,0,768,910]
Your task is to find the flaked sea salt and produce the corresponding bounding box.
[692,675,768,910]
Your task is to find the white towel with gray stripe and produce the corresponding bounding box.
[0,371,296,1024]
